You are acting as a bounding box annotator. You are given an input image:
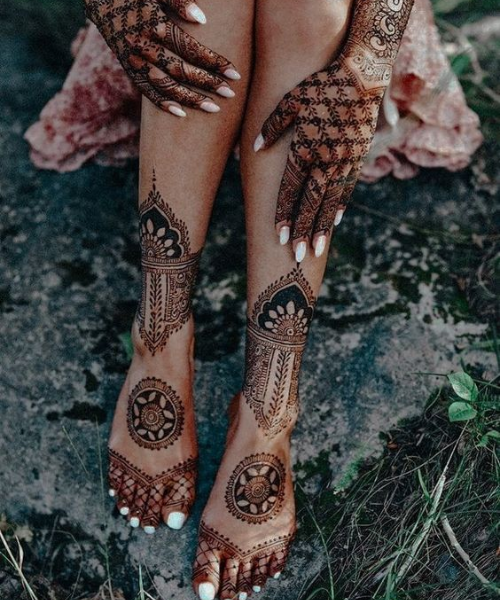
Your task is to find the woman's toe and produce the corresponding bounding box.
[141,482,164,531]
[198,581,217,600]
[163,508,188,530]
[220,558,239,599]
[252,556,268,591]
[193,543,222,600]
[237,561,253,599]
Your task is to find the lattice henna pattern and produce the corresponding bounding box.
[137,176,201,355]
[242,268,315,437]
[193,520,294,595]
[109,448,197,527]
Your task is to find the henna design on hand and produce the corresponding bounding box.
[258,0,414,244]
[127,377,184,450]
[242,268,315,437]
[109,449,196,528]
[137,176,201,354]
[84,0,236,112]
[225,454,286,524]
[193,520,294,596]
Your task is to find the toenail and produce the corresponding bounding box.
[167,512,186,530]
[130,517,140,528]
[198,582,216,600]
[143,526,155,535]
[252,585,262,593]
[273,572,281,579]
[119,507,129,516]
[108,489,116,497]
[238,593,248,600]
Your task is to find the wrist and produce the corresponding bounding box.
[339,42,393,93]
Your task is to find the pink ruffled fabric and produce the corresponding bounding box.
[25,0,483,180]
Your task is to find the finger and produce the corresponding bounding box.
[129,37,234,97]
[152,19,240,80]
[292,165,330,245]
[256,92,299,151]
[161,0,207,24]
[334,162,363,226]
[314,163,355,238]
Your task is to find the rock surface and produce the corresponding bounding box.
[0,21,498,600]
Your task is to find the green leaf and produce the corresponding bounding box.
[448,401,478,422]
[119,332,134,361]
[447,372,479,401]
[485,430,500,440]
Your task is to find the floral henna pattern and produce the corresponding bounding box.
[259,0,414,242]
[127,377,184,450]
[84,0,234,111]
[137,176,201,354]
[109,449,197,527]
[225,454,286,524]
[193,520,294,595]
[243,268,315,437]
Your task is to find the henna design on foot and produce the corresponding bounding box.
[109,449,196,528]
[127,377,184,450]
[225,454,286,524]
[137,176,201,354]
[242,268,315,437]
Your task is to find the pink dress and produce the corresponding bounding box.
[24,0,483,181]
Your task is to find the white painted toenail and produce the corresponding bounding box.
[108,489,116,497]
[167,512,186,530]
[198,582,215,600]
[273,572,281,579]
[143,526,155,535]
[238,593,248,600]
[130,517,140,528]
[119,507,129,516]
[252,586,262,593]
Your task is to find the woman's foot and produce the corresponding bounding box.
[192,394,296,600]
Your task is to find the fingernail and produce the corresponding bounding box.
[168,105,187,117]
[252,586,262,593]
[130,517,140,528]
[187,3,206,24]
[198,582,216,600]
[224,68,241,80]
[273,572,281,580]
[279,226,290,245]
[119,506,129,516]
[254,133,264,152]
[200,101,220,113]
[217,86,235,98]
[334,209,345,226]
[295,241,307,263]
[314,235,327,258]
[143,526,155,535]
[167,512,186,530]
[108,489,116,497]
[239,593,248,600]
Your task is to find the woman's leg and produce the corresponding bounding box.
[108,0,255,533]
[192,0,354,598]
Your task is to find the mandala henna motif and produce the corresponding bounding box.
[243,268,315,437]
[127,377,184,449]
[108,449,197,528]
[225,454,286,524]
[193,520,294,590]
[137,176,201,354]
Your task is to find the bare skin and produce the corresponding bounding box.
[107,0,255,532]
[192,1,354,598]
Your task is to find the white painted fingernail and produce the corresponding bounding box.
[239,593,248,600]
[254,133,264,152]
[143,526,155,535]
[198,582,216,600]
[273,572,281,580]
[130,517,140,528]
[119,506,129,516]
[314,235,326,258]
[187,3,206,24]
[217,86,235,98]
[108,489,116,497]
[200,101,220,113]
[252,586,262,593]
[334,209,345,226]
[167,512,186,530]
[295,241,307,263]
[279,226,290,245]
[224,68,241,80]
[168,105,187,117]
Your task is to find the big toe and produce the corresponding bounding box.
[193,536,222,600]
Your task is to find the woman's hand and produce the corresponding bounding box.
[254,59,384,260]
[84,0,240,116]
